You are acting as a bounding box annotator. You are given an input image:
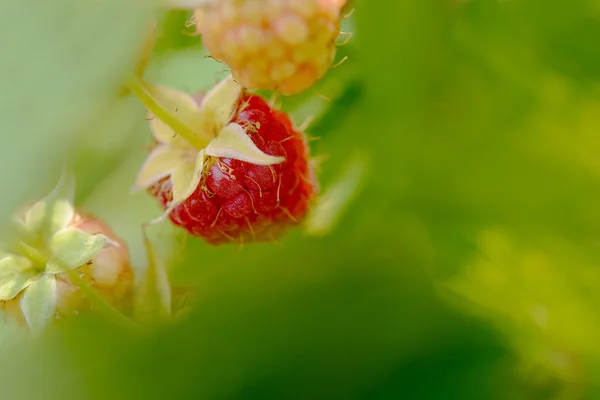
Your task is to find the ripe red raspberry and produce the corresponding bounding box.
[194,0,347,95]
[148,93,315,245]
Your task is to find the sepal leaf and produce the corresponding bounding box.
[170,150,206,207]
[128,76,212,148]
[132,145,195,192]
[46,228,107,273]
[206,123,285,165]
[20,273,57,334]
[23,169,76,241]
[199,74,243,130]
[149,112,193,149]
[0,254,35,301]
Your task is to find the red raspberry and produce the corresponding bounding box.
[148,93,315,245]
[194,0,347,95]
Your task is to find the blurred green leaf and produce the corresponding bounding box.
[444,228,600,397]
[133,231,172,324]
[304,150,369,236]
[0,0,152,223]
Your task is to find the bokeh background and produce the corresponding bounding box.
[2,0,600,398]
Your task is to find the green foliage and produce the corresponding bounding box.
[1,0,600,398]
[134,229,172,324]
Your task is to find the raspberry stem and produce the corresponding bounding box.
[63,267,140,330]
[17,241,48,270]
[126,75,209,150]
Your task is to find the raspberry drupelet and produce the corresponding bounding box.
[135,76,316,245]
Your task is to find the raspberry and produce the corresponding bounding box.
[194,0,347,95]
[148,93,315,245]
[69,212,133,306]
[1,212,133,325]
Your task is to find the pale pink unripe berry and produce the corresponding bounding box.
[1,212,133,323]
[195,0,346,95]
[70,212,133,306]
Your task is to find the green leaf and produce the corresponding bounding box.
[206,123,285,165]
[134,229,172,324]
[0,254,35,301]
[304,151,370,236]
[46,228,107,273]
[20,274,57,334]
[0,0,152,226]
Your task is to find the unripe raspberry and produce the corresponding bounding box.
[0,212,133,325]
[194,0,346,95]
[69,212,133,308]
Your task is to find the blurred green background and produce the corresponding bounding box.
[2,0,600,398]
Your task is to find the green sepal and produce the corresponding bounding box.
[205,123,285,165]
[170,150,206,208]
[0,254,35,301]
[46,228,107,273]
[127,76,213,149]
[22,169,76,243]
[20,273,57,334]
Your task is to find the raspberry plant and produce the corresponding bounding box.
[0,0,351,331]
[2,0,600,399]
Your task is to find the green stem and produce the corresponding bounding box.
[126,75,208,149]
[17,241,48,269]
[64,268,140,330]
